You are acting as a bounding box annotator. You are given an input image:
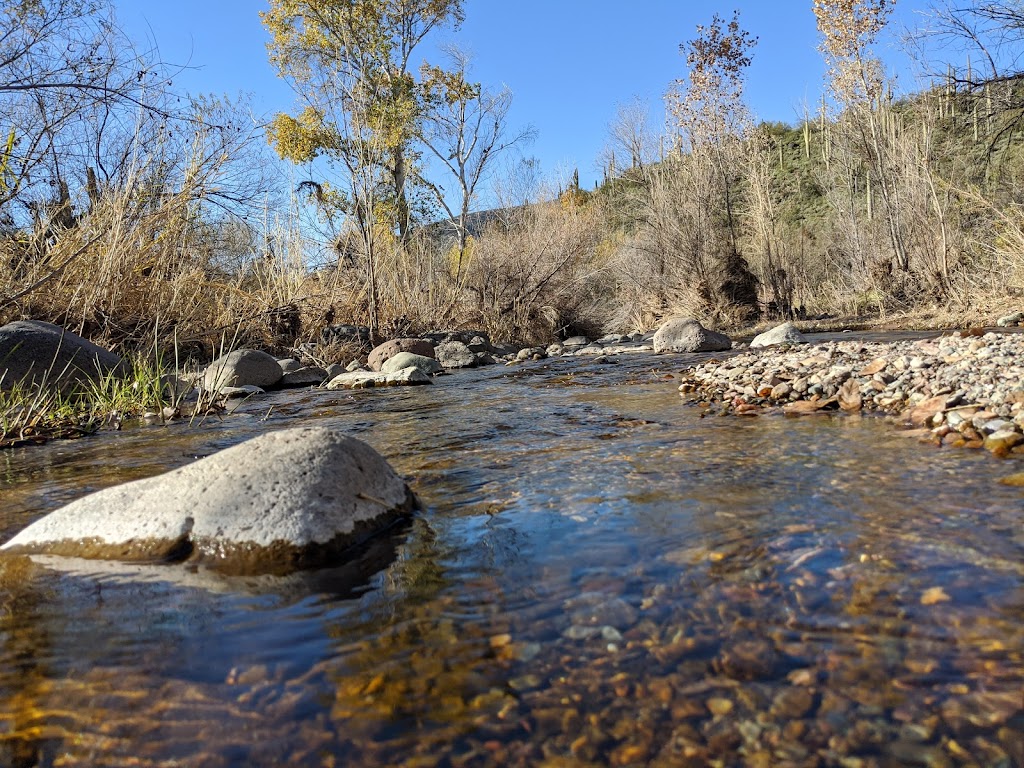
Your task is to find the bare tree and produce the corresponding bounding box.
[419,49,533,283]
[662,11,760,322]
[0,0,170,231]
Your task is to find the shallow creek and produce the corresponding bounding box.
[0,336,1021,767]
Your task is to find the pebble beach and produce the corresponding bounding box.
[678,329,1024,461]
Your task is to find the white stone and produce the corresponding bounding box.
[1,427,415,572]
[324,367,432,389]
[751,322,808,348]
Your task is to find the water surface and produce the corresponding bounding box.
[0,342,1021,766]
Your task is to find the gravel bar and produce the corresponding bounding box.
[678,330,1024,457]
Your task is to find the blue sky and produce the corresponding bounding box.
[113,0,935,190]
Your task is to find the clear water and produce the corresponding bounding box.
[0,342,1021,766]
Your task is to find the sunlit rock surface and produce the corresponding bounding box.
[653,318,731,353]
[0,427,416,573]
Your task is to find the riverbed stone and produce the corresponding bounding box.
[280,366,329,387]
[367,338,435,372]
[435,340,478,369]
[217,384,264,399]
[653,318,732,353]
[996,311,1023,327]
[204,349,283,391]
[751,322,808,348]
[380,352,442,376]
[0,427,417,574]
[0,320,124,391]
[516,346,547,361]
[324,367,432,389]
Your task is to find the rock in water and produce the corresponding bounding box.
[750,322,808,348]
[0,320,124,391]
[203,349,284,391]
[368,338,436,372]
[0,427,417,574]
[434,340,479,369]
[653,318,731,353]
[380,352,442,376]
[324,367,432,389]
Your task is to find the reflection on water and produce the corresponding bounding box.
[0,343,1022,766]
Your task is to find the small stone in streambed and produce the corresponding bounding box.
[714,639,785,681]
[706,697,734,717]
[920,586,951,605]
[998,472,1024,487]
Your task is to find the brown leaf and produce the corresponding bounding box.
[907,395,949,427]
[858,357,888,376]
[838,379,863,412]
[783,399,827,415]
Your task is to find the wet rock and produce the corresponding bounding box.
[771,686,816,719]
[563,592,638,629]
[653,318,731,353]
[324,368,432,389]
[435,340,478,369]
[367,339,435,372]
[204,349,283,391]
[984,429,1024,455]
[380,352,442,376]
[751,322,808,348]
[280,366,329,387]
[217,384,264,399]
[0,426,416,573]
[714,639,785,681]
[0,320,125,391]
[516,346,547,361]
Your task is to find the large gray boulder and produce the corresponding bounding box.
[203,349,283,391]
[368,338,435,372]
[653,318,731,353]
[435,340,478,369]
[380,352,442,376]
[0,320,124,391]
[751,322,808,348]
[0,427,416,574]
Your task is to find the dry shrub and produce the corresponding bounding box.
[457,194,608,344]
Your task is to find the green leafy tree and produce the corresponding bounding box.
[262,0,463,340]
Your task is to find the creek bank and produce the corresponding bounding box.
[678,329,1024,457]
[0,426,417,574]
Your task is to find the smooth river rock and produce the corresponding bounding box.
[324,367,432,389]
[0,427,416,574]
[380,352,442,376]
[204,349,284,391]
[751,321,808,348]
[653,318,732,353]
[368,338,435,372]
[0,320,124,391]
